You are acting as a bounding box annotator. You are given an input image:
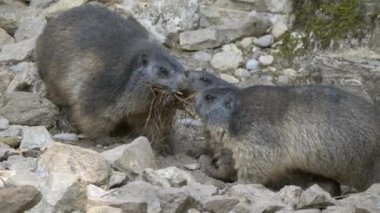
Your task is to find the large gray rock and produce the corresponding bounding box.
[0,125,22,148]
[337,184,380,212]
[179,28,220,51]
[0,170,43,188]
[38,142,111,185]
[88,181,159,213]
[14,15,46,42]
[7,62,46,96]
[158,187,197,213]
[28,172,87,213]
[0,27,14,50]
[143,167,194,187]
[101,136,155,176]
[0,142,17,161]
[5,155,37,171]
[203,195,240,213]
[0,5,39,34]
[29,0,56,8]
[0,38,36,63]
[184,181,217,204]
[231,0,292,13]
[211,50,243,72]
[0,66,14,95]
[88,206,123,213]
[20,126,53,150]
[0,115,8,130]
[296,184,336,209]
[226,184,286,212]
[297,52,380,107]
[0,185,41,212]
[0,92,58,128]
[277,185,303,208]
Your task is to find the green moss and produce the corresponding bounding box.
[293,0,368,49]
[275,31,305,66]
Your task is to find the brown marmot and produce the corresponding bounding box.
[187,70,237,182]
[36,4,189,153]
[194,85,380,191]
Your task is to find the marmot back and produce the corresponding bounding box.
[36,4,189,153]
[195,85,380,191]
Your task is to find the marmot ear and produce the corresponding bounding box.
[142,53,149,66]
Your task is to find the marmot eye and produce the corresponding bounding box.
[160,67,168,75]
[200,77,210,83]
[205,94,215,102]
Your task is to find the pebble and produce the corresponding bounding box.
[220,74,239,84]
[192,51,212,62]
[53,133,79,142]
[210,51,243,72]
[277,75,289,85]
[234,68,251,78]
[255,34,275,48]
[0,116,9,130]
[245,59,260,71]
[258,55,274,66]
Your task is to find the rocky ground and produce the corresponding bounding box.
[0,0,379,212]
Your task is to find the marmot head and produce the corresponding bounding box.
[187,70,235,93]
[131,44,189,92]
[195,87,238,130]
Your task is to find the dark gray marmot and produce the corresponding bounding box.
[195,85,380,191]
[188,70,237,182]
[36,4,189,152]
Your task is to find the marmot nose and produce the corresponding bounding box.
[176,73,190,92]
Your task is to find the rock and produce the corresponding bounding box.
[88,206,123,213]
[255,34,275,48]
[210,50,243,72]
[53,133,79,142]
[0,37,36,63]
[184,163,200,171]
[245,59,260,71]
[298,53,380,106]
[0,5,38,34]
[88,181,159,213]
[295,209,322,213]
[283,68,297,81]
[226,184,286,212]
[188,209,201,213]
[0,66,15,95]
[238,37,255,53]
[258,55,274,66]
[216,11,272,44]
[0,115,8,130]
[0,185,41,212]
[19,126,53,150]
[184,181,217,204]
[220,74,239,84]
[158,187,197,213]
[322,206,360,213]
[296,184,336,209]
[0,142,17,160]
[5,155,37,171]
[7,62,46,95]
[203,195,240,213]
[143,167,194,187]
[101,136,155,176]
[29,0,56,8]
[14,15,46,42]
[192,51,212,63]
[0,92,58,128]
[270,14,291,38]
[38,142,111,185]
[277,76,289,85]
[180,28,220,51]
[0,27,14,50]
[43,0,89,18]
[0,125,22,148]
[0,170,42,188]
[337,184,380,212]
[29,172,87,213]
[107,170,127,189]
[277,185,303,208]
[142,168,171,187]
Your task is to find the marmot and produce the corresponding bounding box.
[195,85,379,191]
[187,70,237,182]
[36,4,189,153]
